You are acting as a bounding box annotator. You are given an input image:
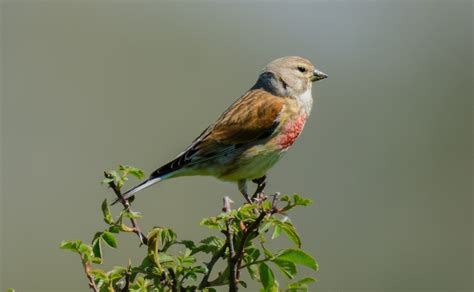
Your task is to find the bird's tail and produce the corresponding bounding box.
[111,176,163,205]
[111,150,190,205]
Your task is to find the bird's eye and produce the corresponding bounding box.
[297,66,306,73]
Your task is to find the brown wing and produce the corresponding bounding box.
[150,89,285,178]
[208,89,285,144]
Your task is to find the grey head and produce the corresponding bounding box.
[253,56,328,97]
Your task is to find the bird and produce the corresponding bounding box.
[112,56,327,205]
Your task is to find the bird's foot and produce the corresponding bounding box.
[251,175,267,201]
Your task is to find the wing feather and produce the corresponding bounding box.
[150,89,285,178]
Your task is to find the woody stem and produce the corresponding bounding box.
[104,171,148,245]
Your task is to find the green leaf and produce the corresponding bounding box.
[159,228,177,251]
[92,234,103,263]
[147,227,162,270]
[200,217,219,229]
[247,263,259,280]
[261,200,272,210]
[236,203,257,219]
[259,262,276,290]
[179,248,196,266]
[194,236,225,254]
[77,243,94,263]
[280,195,291,202]
[101,231,118,248]
[258,221,273,233]
[192,265,207,274]
[120,165,145,179]
[60,240,80,252]
[101,199,113,224]
[280,222,301,247]
[101,177,114,184]
[6,288,15,292]
[292,194,312,206]
[130,276,149,290]
[109,266,126,281]
[78,242,92,255]
[108,225,120,233]
[109,170,120,182]
[261,245,274,259]
[275,249,318,270]
[158,253,175,265]
[286,277,316,291]
[272,259,297,279]
[123,210,143,219]
[180,240,196,250]
[272,224,282,239]
[184,271,198,281]
[245,246,261,262]
[90,269,108,281]
[203,235,225,247]
[294,277,316,285]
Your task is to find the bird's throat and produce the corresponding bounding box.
[297,88,313,115]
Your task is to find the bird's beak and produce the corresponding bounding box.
[311,69,328,82]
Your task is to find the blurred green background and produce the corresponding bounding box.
[1,0,472,291]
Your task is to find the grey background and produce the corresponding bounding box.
[1,0,472,291]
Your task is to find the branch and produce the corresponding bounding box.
[80,254,98,292]
[233,194,278,281]
[226,219,238,292]
[121,261,132,292]
[168,268,178,292]
[234,210,267,266]
[104,171,148,245]
[222,196,238,291]
[199,196,234,290]
[122,271,130,292]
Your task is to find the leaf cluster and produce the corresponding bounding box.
[60,166,318,291]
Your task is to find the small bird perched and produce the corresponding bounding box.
[112,56,327,205]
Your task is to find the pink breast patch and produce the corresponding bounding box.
[278,114,307,150]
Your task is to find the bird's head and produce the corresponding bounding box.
[257,56,327,97]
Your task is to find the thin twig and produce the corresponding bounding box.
[122,272,130,292]
[104,171,148,245]
[199,196,236,290]
[121,262,131,292]
[226,220,238,292]
[234,210,267,264]
[80,255,98,292]
[222,196,234,213]
[222,196,238,291]
[168,268,178,292]
[233,208,269,282]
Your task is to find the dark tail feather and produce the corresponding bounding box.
[111,176,162,205]
[111,153,190,205]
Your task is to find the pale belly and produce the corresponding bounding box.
[218,146,283,181]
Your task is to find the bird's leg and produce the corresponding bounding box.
[251,175,267,201]
[238,180,252,203]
